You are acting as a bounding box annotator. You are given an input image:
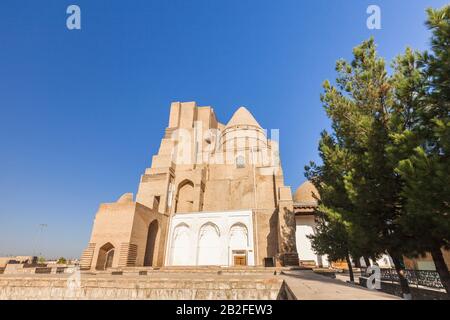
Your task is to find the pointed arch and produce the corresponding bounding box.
[229,223,249,249]
[96,242,115,270]
[197,222,221,265]
[144,220,159,266]
[175,179,195,213]
[170,223,192,265]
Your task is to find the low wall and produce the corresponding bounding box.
[3,264,74,275]
[0,274,290,300]
[377,281,448,300]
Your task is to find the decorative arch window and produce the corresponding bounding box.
[170,223,192,266]
[229,223,249,249]
[198,222,221,239]
[197,222,221,265]
[236,155,245,168]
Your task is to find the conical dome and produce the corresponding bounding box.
[294,181,320,203]
[226,107,261,128]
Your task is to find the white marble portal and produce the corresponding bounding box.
[165,210,255,266]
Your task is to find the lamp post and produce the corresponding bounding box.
[33,224,47,259]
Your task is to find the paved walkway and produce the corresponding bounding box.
[281,270,400,300]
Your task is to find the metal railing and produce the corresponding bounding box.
[361,267,444,290]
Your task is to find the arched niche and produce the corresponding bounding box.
[96,242,115,270]
[197,222,221,265]
[229,223,249,249]
[170,223,192,266]
[144,220,159,267]
[175,180,194,213]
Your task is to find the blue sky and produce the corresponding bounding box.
[0,0,447,258]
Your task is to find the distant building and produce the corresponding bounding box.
[404,251,450,271]
[0,256,36,268]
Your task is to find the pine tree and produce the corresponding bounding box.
[305,6,449,298]
[310,38,414,298]
[395,6,450,294]
[307,205,355,282]
[305,133,358,282]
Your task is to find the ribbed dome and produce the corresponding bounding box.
[293,181,319,203]
[226,107,261,128]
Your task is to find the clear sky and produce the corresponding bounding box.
[0,0,447,258]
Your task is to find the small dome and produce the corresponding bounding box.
[293,181,319,203]
[226,107,261,128]
[117,193,133,203]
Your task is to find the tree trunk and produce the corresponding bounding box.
[364,256,371,267]
[391,254,412,300]
[345,254,354,283]
[354,257,361,268]
[430,247,450,295]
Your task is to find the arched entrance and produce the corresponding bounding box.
[175,180,194,213]
[144,220,159,266]
[170,223,192,265]
[229,223,248,266]
[197,223,221,265]
[96,242,115,270]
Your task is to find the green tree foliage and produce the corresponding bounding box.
[307,38,415,298]
[305,131,373,281]
[307,204,355,282]
[306,6,450,297]
[57,257,67,264]
[394,6,450,294]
